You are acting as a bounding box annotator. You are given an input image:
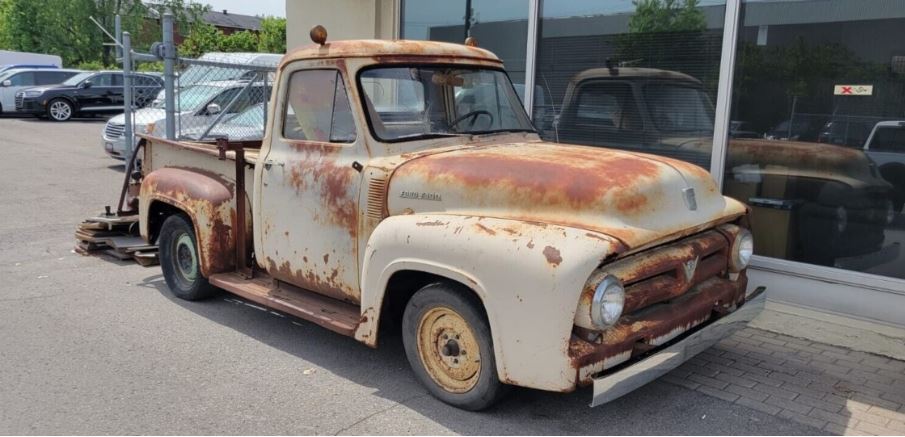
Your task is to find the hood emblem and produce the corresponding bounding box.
[683,257,699,280]
[682,187,698,211]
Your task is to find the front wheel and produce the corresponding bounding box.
[47,98,73,121]
[402,282,507,410]
[158,214,217,301]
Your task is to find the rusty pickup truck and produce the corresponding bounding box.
[133,28,764,410]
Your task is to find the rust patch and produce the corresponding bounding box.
[543,246,562,267]
[526,240,535,249]
[416,220,447,227]
[474,223,496,236]
[323,253,330,264]
[570,275,747,379]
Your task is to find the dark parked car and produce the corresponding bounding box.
[15,71,163,121]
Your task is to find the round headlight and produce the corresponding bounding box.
[591,276,625,329]
[729,228,754,272]
[835,206,848,233]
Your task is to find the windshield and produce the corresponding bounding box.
[358,66,534,141]
[225,103,265,126]
[643,83,714,133]
[152,85,225,111]
[62,72,94,86]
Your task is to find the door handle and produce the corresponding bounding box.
[263,160,283,170]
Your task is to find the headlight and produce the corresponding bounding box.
[835,206,848,233]
[729,228,754,272]
[23,90,43,97]
[591,275,625,329]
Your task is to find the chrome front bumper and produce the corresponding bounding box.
[590,287,766,407]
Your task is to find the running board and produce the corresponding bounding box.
[208,272,360,337]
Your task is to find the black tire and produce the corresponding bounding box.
[402,282,507,410]
[158,214,217,301]
[46,98,74,122]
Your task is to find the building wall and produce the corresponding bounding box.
[286,0,398,49]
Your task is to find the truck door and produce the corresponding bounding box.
[258,67,365,304]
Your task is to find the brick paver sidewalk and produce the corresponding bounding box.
[663,327,905,435]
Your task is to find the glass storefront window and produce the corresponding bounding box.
[533,0,727,170]
[723,0,905,279]
[401,0,530,85]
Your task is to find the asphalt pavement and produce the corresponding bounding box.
[0,116,821,434]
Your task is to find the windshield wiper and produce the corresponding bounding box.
[393,132,470,140]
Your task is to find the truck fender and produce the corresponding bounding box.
[356,214,621,392]
[140,167,238,277]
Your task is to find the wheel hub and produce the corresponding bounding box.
[416,307,481,393]
[174,233,198,281]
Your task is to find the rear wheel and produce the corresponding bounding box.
[402,282,507,410]
[47,98,73,121]
[159,214,217,300]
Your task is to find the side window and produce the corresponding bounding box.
[35,71,67,85]
[9,72,35,86]
[92,74,113,86]
[112,74,124,86]
[872,127,905,153]
[574,82,642,131]
[282,70,356,143]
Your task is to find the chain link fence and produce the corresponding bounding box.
[100,15,277,162]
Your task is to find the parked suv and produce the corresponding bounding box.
[0,68,81,114]
[102,80,270,159]
[15,71,163,121]
[864,121,905,213]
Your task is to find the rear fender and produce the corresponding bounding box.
[357,214,622,392]
[140,167,237,277]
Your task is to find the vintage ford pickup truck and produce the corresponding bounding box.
[133,28,763,410]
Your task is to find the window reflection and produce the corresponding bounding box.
[724,0,905,278]
[534,0,727,170]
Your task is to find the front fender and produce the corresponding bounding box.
[356,214,622,392]
[139,167,236,277]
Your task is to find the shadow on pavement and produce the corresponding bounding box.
[138,273,823,435]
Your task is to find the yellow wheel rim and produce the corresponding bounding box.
[416,306,482,393]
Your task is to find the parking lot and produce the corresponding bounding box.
[1,116,904,435]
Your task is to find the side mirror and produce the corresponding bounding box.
[206,103,221,115]
[81,81,92,89]
[0,80,10,87]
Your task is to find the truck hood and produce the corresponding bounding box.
[656,136,888,190]
[387,141,745,249]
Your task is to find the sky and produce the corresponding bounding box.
[203,0,285,17]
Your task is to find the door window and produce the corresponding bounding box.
[35,71,73,85]
[282,70,356,143]
[8,72,35,86]
[573,82,642,130]
[872,125,905,153]
[92,74,114,87]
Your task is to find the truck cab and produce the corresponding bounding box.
[136,32,763,410]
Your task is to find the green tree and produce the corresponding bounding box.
[0,0,208,66]
[627,0,707,34]
[257,16,286,53]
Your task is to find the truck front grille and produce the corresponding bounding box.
[611,230,730,314]
[105,122,125,138]
[570,229,747,382]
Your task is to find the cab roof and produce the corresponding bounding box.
[281,39,501,66]
[570,67,701,85]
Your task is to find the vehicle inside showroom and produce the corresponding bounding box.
[398,0,905,327]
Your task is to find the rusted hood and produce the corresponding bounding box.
[725,139,889,190]
[387,141,746,249]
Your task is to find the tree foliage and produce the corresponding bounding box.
[179,15,285,58]
[257,17,286,53]
[627,0,707,34]
[0,0,287,67]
